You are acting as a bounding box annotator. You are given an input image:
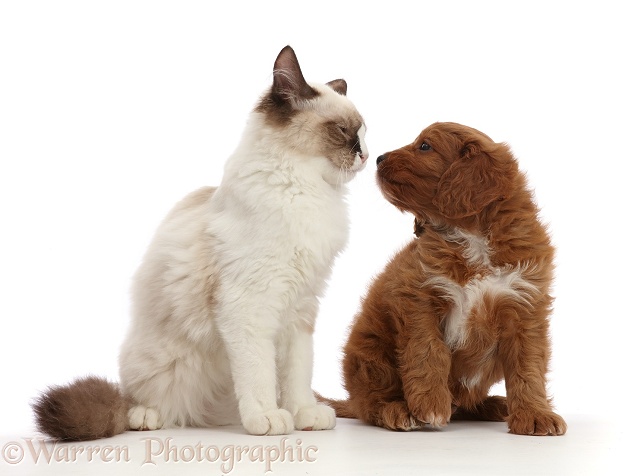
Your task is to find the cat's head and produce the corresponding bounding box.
[255,46,368,185]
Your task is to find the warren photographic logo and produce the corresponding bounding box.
[2,436,318,473]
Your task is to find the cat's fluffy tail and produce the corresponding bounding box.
[314,392,357,419]
[32,376,129,441]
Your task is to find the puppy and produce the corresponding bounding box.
[326,122,566,435]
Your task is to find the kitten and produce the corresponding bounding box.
[32,46,368,439]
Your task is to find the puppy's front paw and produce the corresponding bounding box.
[243,409,294,436]
[507,409,567,436]
[294,404,336,431]
[379,401,424,431]
[408,389,452,428]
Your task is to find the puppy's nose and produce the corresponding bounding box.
[376,154,388,165]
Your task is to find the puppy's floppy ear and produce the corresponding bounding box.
[433,141,515,219]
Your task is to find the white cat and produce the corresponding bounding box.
[33,45,368,439]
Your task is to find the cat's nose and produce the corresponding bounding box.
[376,154,388,165]
[359,153,368,163]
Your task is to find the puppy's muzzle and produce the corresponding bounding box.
[376,153,389,165]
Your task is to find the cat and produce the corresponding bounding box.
[32,45,368,439]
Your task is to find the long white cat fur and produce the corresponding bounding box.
[32,45,368,439]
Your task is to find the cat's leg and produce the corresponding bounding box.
[120,335,234,431]
[219,319,294,436]
[277,318,336,431]
[120,339,168,431]
[127,406,162,430]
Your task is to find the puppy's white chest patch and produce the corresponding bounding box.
[424,229,537,349]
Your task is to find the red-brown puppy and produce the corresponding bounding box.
[330,122,566,435]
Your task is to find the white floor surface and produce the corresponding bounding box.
[0,414,633,475]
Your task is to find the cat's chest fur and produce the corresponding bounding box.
[213,155,349,258]
[214,182,348,273]
[208,147,350,327]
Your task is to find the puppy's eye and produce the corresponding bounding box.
[420,142,432,151]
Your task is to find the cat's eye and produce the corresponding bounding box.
[337,124,348,135]
[420,142,432,151]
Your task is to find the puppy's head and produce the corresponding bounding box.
[376,122,519,223]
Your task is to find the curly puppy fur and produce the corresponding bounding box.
[325,122,566,436]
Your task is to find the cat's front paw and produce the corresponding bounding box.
[294,404,336,431]
[243,409,294,436]
[128,405,162,430]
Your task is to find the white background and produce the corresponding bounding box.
[1,0,642,439]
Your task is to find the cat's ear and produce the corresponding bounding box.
[272,46,318,103]
[326,79,347,96]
